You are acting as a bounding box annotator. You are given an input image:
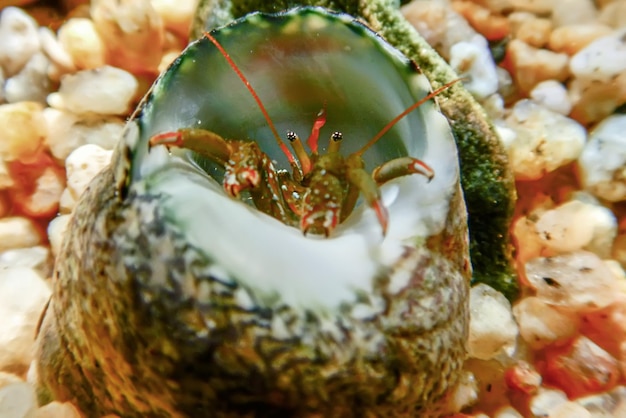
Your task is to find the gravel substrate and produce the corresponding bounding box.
[0,0,625,417]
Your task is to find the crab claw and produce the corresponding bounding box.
[224,167,261,197]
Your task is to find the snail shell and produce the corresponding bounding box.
[36,7,470,417]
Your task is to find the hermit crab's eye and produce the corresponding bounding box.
[331,132,343,142]
[287,131,298,142]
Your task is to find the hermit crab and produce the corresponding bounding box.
[35,5,474,417]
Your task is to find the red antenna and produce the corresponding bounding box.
[203,31,297,166]
[355,79,462,157]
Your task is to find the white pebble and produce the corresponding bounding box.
[0,267,50,374]
[502,99,586,180]
[0,383,37,418]
[151,0,198,37]
[449,34,498,100]
[65,144,113,205]
[525,251,623,311]
[468,283,518,360]
[534,199,617,257]
[570,30,626,84]
[548,401,592,418]
[513,296,579,349]
[38,26,75,76]
[44,108,125,161]
[529,388,569,417]
[578,114,626,202]
[47,215,71,258]
[576,386,626,417]
[0,246,51,278]
[530,80,572,115]
[4,52,51,103]
[551,0,598,27]
[48,66,138,115]
[0,7,40,77]
[0,217,41,253]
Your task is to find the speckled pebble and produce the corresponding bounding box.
[64,144,113,210]
[570,30,626,84]
[501,99,586,180]
[449,34,498,99]
[468,283,518,360]
[47,66,138,115]
[578,114,626,202]
[4,52,51,103]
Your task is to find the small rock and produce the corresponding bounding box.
[529,80,572,115]
[580,298,626,358]
[4,52,51,103]
[502,99,586,180]
[468,283,518,360]
[544,336,620,398]
[506,39,570,94]
[0,101,46,162]
[47,214,71,258]
[48,66,138,115]
[570,30,626,84]
[513,16,552,48]
[44,108,124,161]
[510,0,553,14]
[0,7,40,77]
[65,144,113,205]
[449,34,499,99]
[91,0,165,74]
[0,372,22,389]
[525,251,622,311]
[548,401,593,418]
[551,0,598,27]
[597,0,626,29]
[504,361,542,396]
[34,401,82,418]
[534,199,617,257]
[10,164,65,219]
[0,267,50,374]
[0,160,13,189]
[0,217,41,252]
[513,296,579,349]
[57,18,106,71]
[578,115,626,202]
[151,0,198,38]
[576,385,626,416]
[38,26,75,77]
[568,71,626,125]
[0,382,37,418]
[0,246,52,278]
[450,1,510,41]
[529,388,569,417]
[548,24,614,55]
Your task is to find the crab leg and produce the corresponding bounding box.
[346,167,389,236]
[372,157,435,186]
[150,128,231,166]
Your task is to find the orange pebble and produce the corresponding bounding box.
[452,1,510,40]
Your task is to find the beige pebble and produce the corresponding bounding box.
[569,72,626,125]
[91,0,165,74]
[58,18,106,70]
[551,0,598,27]
[0,217,41,252]
[158,49,182,73]
[151,0,198,38]
[501,99,585,180]
[576,386,626,417]
[578,115,626,202]
[513,296,579,349]
[37,26,75,76]
[525,251,622,312]
[402,0,477,59]
[65,144,113,204]
[47,214,71,257]
[514,17,552,48]
[48,66,138,115]
[449,34,499,99]
[506,39,570,94]
[0,382,37,418]
[13,166,66,218]
[510,0,553,14]
[450,1,510,41]
[0,101,46,162]
[548,23,614,55]
[0,160,14,189]
[0,372,22,389]
[34,401,82,418]
[0,267,50,375]
[570,31,626,84]
[598,0,626,29]
[44,108,125,161]
[468,284,518,360]
[0,7,40,77]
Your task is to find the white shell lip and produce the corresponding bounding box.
[126,7,461,313]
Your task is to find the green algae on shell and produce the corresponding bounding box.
[35,5,471,418]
